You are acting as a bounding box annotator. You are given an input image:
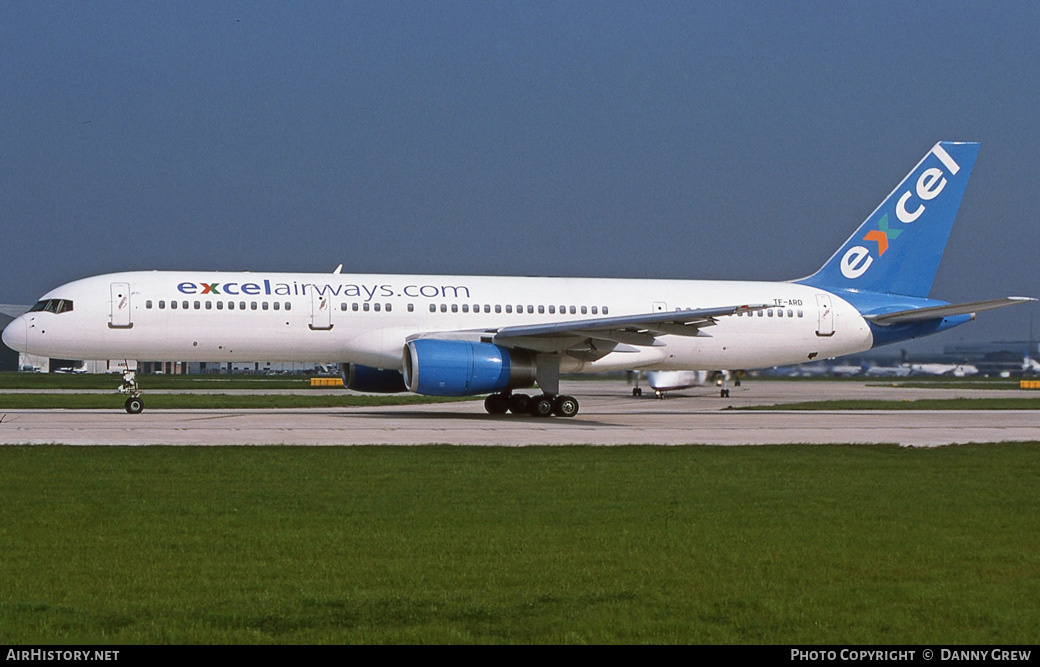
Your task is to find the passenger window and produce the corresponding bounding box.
[484,305,491,313]
[386,303,392,312]
[569,306,576,314]
[374,303,381,312]
[429,304,436,313]
[440,304,447,313]
[591,306,598,314]
[183,301,189,309]
[261,302,267,311]
[217,301,223,310]
[284,302,291,311]
[340,303,348,311]
[506,305,513,313]
[353,303,360,312]
[538,305,545,314]
[146,300,153,309]
[581,306,587,315]
[228,302,234,310]
[778,310,784,318]
[408,304,414,312]
[272,302,279,311]
[602,306,608,314]
[451,304,458,313]
[251,302,257,310]
[171,300,178,310]
[495,305,501,313]
[462,304,469,313]
[788,309,794,318]
[239,301,245,310]
[363,303,370,312]
[549,305,556,314]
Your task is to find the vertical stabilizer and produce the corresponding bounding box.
[798,142,979,297]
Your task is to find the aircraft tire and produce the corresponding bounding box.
[553,395,579,418]
[508,393,531,415]
[484,394,509,414]
[125,396,144,414]
[530,395,554,417]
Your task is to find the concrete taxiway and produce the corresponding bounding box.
[1,380,1038,447]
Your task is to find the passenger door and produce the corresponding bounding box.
[110,282,132,329]
[310,291,333,330]
[815,294,834,337]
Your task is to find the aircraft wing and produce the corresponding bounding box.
[864,297,1036,325]
[410,304,771,354]
[494,304,768,340]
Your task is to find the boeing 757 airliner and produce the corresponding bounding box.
[2,142,1033,416]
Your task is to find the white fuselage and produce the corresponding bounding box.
[6,271,874,373]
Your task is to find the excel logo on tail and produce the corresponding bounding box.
[840,144,961,280]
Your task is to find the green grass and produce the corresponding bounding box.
[742,398,1040,410]
[0,372,321,390]
[875,379,1027,390]
[0,394,470,410]
[1,445,1038,644]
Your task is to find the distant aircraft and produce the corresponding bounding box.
[3,141,1034,415]
[1023,356,1040,374]
[908,362,978,377]
[830,362,865,376]
[631,370,739,398]
[864,363,913,378]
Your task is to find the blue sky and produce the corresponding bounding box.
[2,1,1038,346]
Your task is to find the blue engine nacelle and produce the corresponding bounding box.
[403,340,536,396]
[340,363,407,393]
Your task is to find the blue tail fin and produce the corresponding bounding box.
[798,141,979,297]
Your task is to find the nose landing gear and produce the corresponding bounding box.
[119,368,144,414]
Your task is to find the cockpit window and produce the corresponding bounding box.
[29,299,73,314]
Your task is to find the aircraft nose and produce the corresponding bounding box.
[2,316,27,353]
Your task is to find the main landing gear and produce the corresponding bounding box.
[483,392,579,418]
[119,368,144,414]
[483,353,578,417]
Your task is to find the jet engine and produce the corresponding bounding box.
[403,339,536,396]
[340,363,407,393]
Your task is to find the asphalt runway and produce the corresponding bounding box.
[1,380,1038,447]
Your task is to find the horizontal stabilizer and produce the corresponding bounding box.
[864,297,1036,325]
